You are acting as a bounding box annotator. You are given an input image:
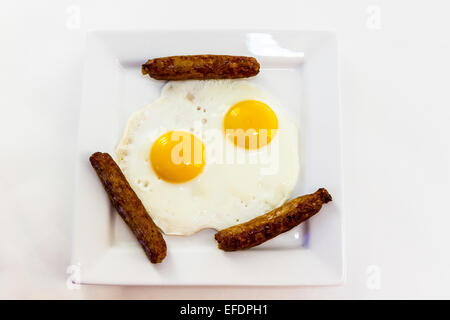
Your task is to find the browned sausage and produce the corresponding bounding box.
[142,55,260,80]
[214,188,332,251]
[89,152,167,263]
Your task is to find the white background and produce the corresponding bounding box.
[1,0,449,299]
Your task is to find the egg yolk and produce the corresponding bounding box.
[223,100,278,149]
[150,131,205,183]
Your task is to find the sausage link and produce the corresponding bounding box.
[142,55,260,80]
[214,188,332,251]
[89,152,167,263]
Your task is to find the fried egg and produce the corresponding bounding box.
[116,80,299,235]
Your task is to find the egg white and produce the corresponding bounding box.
[116,80,300,235]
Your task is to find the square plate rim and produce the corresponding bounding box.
[72,28,345,286]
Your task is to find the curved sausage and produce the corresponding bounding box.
[89,152,167,263]
[214,188,332,251]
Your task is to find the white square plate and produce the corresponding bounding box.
[72,30,343,286]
